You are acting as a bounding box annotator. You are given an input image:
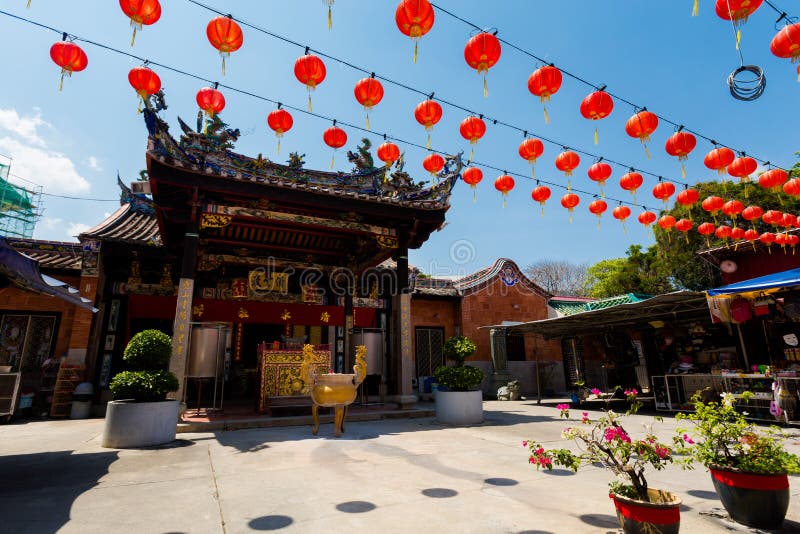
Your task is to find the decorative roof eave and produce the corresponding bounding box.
[79,203,162,247]
[5,238,83,271]
[453,258,551,298]
[142,100,462,211]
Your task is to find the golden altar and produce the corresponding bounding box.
[258,343,331,414]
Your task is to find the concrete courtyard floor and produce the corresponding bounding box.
[2,400,800,533]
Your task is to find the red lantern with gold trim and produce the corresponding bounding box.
[376,141,400,182]
[518,138,544,178]
[658,215,677,232]
[728,156,758,182]
[625,110,659,158]
[294,53,326,111]
[395,0,435,63]
[587,162,612,197]
[354,76,384,130]
[784,178,800,197]
[701,195,725,216]
[731,227,745,240]
[665,131,697,177]
[770,23,800,63]
[50,41,88,91]
[612,205,631,231]
[464,31,502,97]
[579,90,614,144]
[698,222,716,245]
[588,199,607,228]
[128,66,161,107]
[652,181,676,204]
[561,193,580,223]
[758,168,789,192]
[461,166,483,202]
[638,210,657,229]
[716,0,764,49]
[531,185,551,216]
[415,99,443,149]
[196,86,225,118]
[716,225,733,240]
[555,150,580,190]
[323,123,347,169]
[267,108,293,153]
[722,199,744,224]
[620,171,644,202]
[494,174,515,208]
[742,205,764,228]
[675,218,694,242]
[704,146,736,174]
[528,65,562,123]
[120,0,161,46]
[423,153,445,179]
[676,188,699,208]
[459,115,486,162]
[207,16,243,75]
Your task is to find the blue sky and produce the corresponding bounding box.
[0,1,797,277]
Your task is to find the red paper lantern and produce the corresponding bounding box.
[555,150,580,187]
[731,227,745,240]
[579,91,614,144]
[464,32,502,97]
[620,171,644,201]
[323,124,347,169]
[775,233,789,247]
[354,77,384,130]
[676,188,700,208]
[561,193,580,222]
[665,131,697,177]
[267,108,293,153]
[377,141,400,182]
[49,41,88,91]
[461,166,483,202]
[518,138,544,178]
[658,215,677,230]
[781,213,796,229]
[741,205,763,224]
[587,162,613,195]
[763,209,783,226]
[784,178,800,197]
[128,66,161,102]
[716,225,733,240]
[589,199,608,228]
[415,99,443,148]
[728,156,758,182]
[423,153,445,178]
[625,110,659,158]
[527,65,562,123]
[722,200,744,219]
[494,174,515,207]
[760,232,777,246]
[698,222,716,236]
[207,16,244,75]
[652,181,676,203]
[744,229,759,242]
[459,116,487,161]
[716,0,763,22]
[196,87,225,117]
[612,205,631,222]
[770,23,800,62]
[120,0,161,46]
[758,168,789,191]
[531,185,551,216]
[638,211,657,228]
[675,219,694,241]
[704,146,736,174]
[395,0,435,63]
[701,195,725,215]
[788,234,800,249]
[294,54,327,111]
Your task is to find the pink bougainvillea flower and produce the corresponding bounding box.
[522,440,528,447]
[591,388,601,395]
[682,434,694,445]
[655,446,670,459]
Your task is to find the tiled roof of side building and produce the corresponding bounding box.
[5,238,83,271]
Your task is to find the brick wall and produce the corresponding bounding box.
[410,297,459,339]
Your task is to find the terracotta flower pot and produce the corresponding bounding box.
[709,465,789,529]
[610,488,681,534]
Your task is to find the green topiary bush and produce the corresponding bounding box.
[442,335,477,367]
[110,330,178,402]
[434,364,484,392]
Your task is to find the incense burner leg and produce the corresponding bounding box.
[311,404,319,435]
[333,405,345,437]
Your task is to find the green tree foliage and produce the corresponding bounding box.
[584,245,674,298]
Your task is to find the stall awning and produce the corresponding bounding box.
[0,237,97,312]
[707,268,800,296]
[481,291,708,339]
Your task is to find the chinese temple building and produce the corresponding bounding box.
[80,93,462,415]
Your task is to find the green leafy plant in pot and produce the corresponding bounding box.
[674,392,800,529]
[434,335,483,391]
[109,330,179,402]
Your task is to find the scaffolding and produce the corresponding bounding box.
[0,160,42,239]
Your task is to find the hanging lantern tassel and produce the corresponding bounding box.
[643,142,651,159]
[681,161,687,178]
[483,74,489,98]
[471,185,477,204]
[307,90,313,112]
[413,41,419,64]
[569,209,574,224]
[621,221,628,235]
[426,131,431,150]
[540,205,545,217]
[221,54,227,76]
[596,218,601,231]
[330,151,335,170]
[502,192,507,209]
[326,0,333,30]
[594,127,599,145]
[469,143,475,164]
[600,184,605,199]
[131,25,138,48]
[736,29,741,50]
[276,135,282,155]
[365,111,370,131]
[58,68,69,92]
[543,104,550,125]
[27,0,31,7]
[692,0,699,16]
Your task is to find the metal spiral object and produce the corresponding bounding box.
[727,65,766,102]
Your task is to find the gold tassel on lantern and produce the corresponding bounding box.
[325,0,333,30]
[330,152,335,170]
[483,75,489,98]
[426,131,431,150]
[413,41,419,64]
[692,0,699,16]
[594,127,599,145]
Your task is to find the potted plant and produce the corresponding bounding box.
[674,392,800,529]
[524,402,681,534]
[433,335,484,425]
[102,329,180,448]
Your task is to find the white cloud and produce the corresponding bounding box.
[40,217,64,230]
[86,156,103,172]
[0,137,90,194]
[66,222,90,239]
[0,109,49,147]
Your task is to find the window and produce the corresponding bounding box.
[415,327,444,378]
[0,313,59,372]
[506,333,526,361]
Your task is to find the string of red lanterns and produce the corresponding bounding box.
[119,0,161,47]
[353,76,384,130]
[463,31,502,98]
[323,122,348,169]
[206,16,243,75]
[266,107,293,154]
[49,39,88,91]
[395,0,435,63]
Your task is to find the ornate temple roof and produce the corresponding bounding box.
[79,178,161,246]
[5,238,83,271]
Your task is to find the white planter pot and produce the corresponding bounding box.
[435,390,483,425]
[102,399,179,448]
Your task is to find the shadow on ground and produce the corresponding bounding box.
[0,449,118,532]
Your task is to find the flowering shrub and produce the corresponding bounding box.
[524,410,674,502]
[581,411,590,424]
[556,403,570,419]
[674,392,800,475]
[591,388,602,396]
